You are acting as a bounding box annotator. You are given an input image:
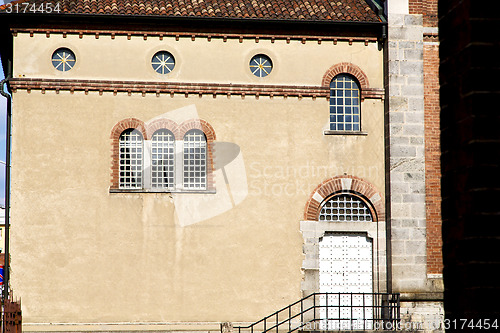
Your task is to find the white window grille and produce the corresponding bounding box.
[119,129,143,188]
[183,130,207,189]
[319,195,372,222]
[151,129,175,189]
[330,74,361,131]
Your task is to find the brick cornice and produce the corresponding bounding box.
[9,78,384,100]
[12,28,378,45]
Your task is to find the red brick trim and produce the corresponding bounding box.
[10,78,385,101]
[424,43,443,274]
[409,0,438,27]
[10,78,330,99]
[12,28,378,45]
[178,119,216,141]
[321,62,370,91]
[110,118,147,189]
[304,175,384,222]
[110,118,216,191]
[147,118,180,140]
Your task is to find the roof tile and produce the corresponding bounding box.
[0,0,380,22]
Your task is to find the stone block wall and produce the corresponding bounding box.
[386,0,444,331]
[388,12,428,292]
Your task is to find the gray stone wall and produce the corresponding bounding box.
[387,13,429,292]
[400,301,445,332]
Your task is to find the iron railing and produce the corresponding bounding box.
[234,293,400,333]
[1,297,22,333]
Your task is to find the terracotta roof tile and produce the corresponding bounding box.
[0,0,380,22]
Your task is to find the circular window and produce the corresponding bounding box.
[249,54,273,77]
[51,48,76,72]
[151,51,175,74]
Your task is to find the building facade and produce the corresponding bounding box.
[0,0,443,332]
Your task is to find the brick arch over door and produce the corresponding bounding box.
[321,62,370,92]
[304,175,385,222]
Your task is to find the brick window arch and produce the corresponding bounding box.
[304,176,384,222]
[119,129,144,189]
[146,118,180,140]
[183,129,207,190]
[179,119,216,190]
[110,118,147,189]
[151,129,176,189]
[321,62,370,93]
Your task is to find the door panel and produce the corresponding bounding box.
[319,234,373,330]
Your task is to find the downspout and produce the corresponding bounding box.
[382,22,392,294]
[0,59,12,303]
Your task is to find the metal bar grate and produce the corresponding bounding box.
[232,293,400,333]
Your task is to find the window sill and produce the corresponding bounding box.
[323,130,368,136]
[110,189,216,194]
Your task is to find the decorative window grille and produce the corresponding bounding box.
[151,129,175,189]
[319,195,372,222]
[249,54,273,77]
[329,74,361,131]
[119,129,143,188]
[183,130,207,189]
[51,48,76,72]
[151,51,175,74]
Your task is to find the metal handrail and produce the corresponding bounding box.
[233,292,400,333]
[236,293,317,330]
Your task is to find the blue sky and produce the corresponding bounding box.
[0,65,6,205]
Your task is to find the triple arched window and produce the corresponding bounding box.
[118,128,208,191]
[329,74,361,132]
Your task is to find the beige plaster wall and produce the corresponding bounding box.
[10,32,385,326]
[13,33,383,87]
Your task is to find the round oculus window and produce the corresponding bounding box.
[249,54,272,77]
[51,48,76,72]
[151,51,175,74]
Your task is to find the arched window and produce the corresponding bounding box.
[319,194,372,222]
[119,129,143,188]
[151,129,175,189]
[329,74,360,131]
[183,129,207,189]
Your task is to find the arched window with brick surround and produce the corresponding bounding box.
[151,129,175,189]
[183,129,207,190]
[329,74,361,131]
[119,129,144,189]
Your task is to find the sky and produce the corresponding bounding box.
[0,65,6,205]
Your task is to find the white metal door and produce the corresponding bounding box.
[319,233,373,330]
